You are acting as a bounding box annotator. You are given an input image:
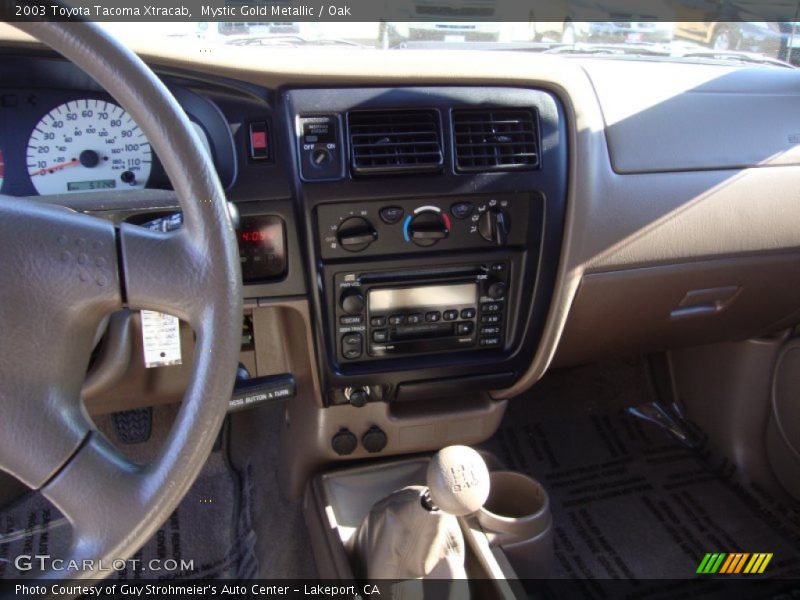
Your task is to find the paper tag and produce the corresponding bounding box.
[141,310,182,368]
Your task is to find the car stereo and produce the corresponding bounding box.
[333,262,510,363]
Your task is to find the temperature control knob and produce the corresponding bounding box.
[407,210,450,247]
[337,217,377,252]
[478,207,510,245]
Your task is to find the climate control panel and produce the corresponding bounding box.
[316,193,531,260]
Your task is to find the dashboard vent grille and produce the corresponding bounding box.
[348,109,443,175]
[452,109,539,172]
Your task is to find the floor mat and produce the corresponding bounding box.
[482,362,800,589]
[0,445,258,580]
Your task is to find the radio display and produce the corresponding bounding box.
[369,283,476,312]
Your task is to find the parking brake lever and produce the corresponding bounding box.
[227,364,296,413]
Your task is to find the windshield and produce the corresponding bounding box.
[95,21,800,67]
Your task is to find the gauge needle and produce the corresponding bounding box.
[31,159,81,176]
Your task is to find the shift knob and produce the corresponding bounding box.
[426,445,490,516]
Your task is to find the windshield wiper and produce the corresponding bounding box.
[676,49,794,69]
[542,42,671,57]
[225,35,365,48]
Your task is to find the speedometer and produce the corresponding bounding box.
[27,99,152,195]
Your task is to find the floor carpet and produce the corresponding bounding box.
[483,361,800,597]
[0,409,258,581]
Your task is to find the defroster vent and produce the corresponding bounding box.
[452,109,539,172]
[348,109,443,175]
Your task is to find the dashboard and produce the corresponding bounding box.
[5,43,800,470]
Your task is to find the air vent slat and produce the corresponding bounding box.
[452,109,540,173]
[348,109,443,176]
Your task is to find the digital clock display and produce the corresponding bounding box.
[240,230,270,243]
[236,215,287,282]
[67,179,116,192]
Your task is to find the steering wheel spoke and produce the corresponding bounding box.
[119,224,210,327]
[0,194,122,488]
[39,434,147,578]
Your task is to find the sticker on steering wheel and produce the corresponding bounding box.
[141,310,182,368]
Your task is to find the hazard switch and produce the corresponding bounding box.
[248,121,269,160]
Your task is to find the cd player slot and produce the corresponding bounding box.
[394,322,455,340]
[358,266,484,285]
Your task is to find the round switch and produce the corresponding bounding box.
[337,216,377,252]
[478,207,510,245]
[331,429,358,456]
[311,148,331,167]
[362,426,388,453]
[340,289,365,315]
[485,279,507,300]
[347,387,369,407]
[406,210,450,247]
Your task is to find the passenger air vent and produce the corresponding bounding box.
[347,109,443,175]
[452,109,539,172]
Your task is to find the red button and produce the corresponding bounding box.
[251,130,267,149]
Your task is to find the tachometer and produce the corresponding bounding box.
[27,99,152,195]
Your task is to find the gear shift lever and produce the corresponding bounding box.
[352,446,490,582]
[426,445,491,516]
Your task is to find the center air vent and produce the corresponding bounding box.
[452,109,539,172]
[348,109,443,176]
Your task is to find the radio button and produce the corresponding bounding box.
[372,330,388,343]
[480,337,501,347]
[460,308,477,319]
[482,302,502,313]
[425,311,441,322]
[407,313,423,324]
[443,310,458,321]
[342,333,362,359]
[370,316,387,327]
[457,322,475,335]
[343,333,362,346]
[481,314,502,324]
[389,314,405,326]
[480,326,501,335]
[340,315,363,326]
[379,206,405,224]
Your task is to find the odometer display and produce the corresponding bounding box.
[27,99,152,195]
[67,179,116,191]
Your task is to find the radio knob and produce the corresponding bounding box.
[478,207,510,245]
[407,210,449,247]
[337,217,377,252]
[486,279,507,300]
[340,289,365,315]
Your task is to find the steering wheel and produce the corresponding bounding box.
[1,22,243,579]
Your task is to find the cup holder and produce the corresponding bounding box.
[476,471,553,578]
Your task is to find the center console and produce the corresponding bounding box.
[286,86,567,411]
[318,192,533,364]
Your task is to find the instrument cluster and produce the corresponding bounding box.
[0,88,236,197]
